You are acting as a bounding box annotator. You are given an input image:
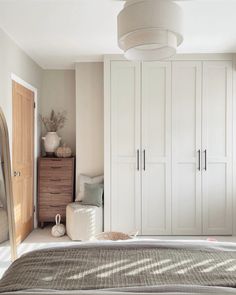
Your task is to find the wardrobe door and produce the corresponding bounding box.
[142,62,171,235]
[172,61,202,235]
[202,61,233,235]
[110,61,141,233]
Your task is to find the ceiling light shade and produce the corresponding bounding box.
[117,0,183,61]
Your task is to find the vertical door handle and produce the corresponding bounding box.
[204,150,207,171]
[137,149,140,171]
[143,150,146,171]
[198,150,201,171]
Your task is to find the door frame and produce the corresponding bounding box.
[11,73,38,229]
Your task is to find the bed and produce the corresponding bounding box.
[0,239,236,295]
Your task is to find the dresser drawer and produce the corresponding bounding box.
[39,205,67,221]
[39,180,72,193]
[39,168,72,180]
[39,193,72,206]
[40,158,73,168]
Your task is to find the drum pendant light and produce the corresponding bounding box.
[117,0,183,60]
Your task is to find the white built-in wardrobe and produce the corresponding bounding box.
[104,55,233,235]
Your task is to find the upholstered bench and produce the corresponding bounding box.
[66,203,103,241]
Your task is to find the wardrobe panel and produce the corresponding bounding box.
[143,65,166,157]
[105,57,234,236]
[142,62,171,235]
[111,162,137,232]
[204,66,227,157]
[206,163,227,230]
[114,67,136,156]
[175,164,198,230]
[142,163,167,234]
[110,61,141,232]
[173,66,197,159]
[172,61,202,235]
[202,61,233,235]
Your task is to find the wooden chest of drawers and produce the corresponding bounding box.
[38,157,75,228]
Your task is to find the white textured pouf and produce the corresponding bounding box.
[66,203,103,241]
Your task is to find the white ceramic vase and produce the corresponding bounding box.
[42,132,61,154]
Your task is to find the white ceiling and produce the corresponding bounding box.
[0,0,236,69]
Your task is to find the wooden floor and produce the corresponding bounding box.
[1,226,236,278]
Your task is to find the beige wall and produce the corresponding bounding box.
[0,28,43,229]
[0,28,104,202]
[0,28,43,154]
[41,70,76,153]
[76,62,104,193]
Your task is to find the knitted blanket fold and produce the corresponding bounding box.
[1,240,236,293]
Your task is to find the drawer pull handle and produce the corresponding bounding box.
[50,192,60,195]
[50,166,62,169]
[50,179,61,182]
[137,149,140,171]
[50,159,62,161]
[197,150,201,171]
[204,149,207,171]
[49,205,64,208]
[143,150,146,171]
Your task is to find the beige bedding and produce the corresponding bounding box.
[1,240,236,294]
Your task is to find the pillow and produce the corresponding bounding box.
[95,232,134,241]
[76,174,104,201]
[80,183,104,207]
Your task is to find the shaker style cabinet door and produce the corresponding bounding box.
[202,61,233,235]
[172,61,202,235]
[105,57,234,236]
[141,62,172,235]
[110,61,141,233]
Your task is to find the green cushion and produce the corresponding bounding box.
[80,183,104,207]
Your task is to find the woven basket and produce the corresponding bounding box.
[55,144,72,158]
[95,231,138,241]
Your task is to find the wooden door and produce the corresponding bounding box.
[202,61,233,235]
[12,81,34,244]
[172,61,202,235]
[110,61,141,233]
[141,62,171,235]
